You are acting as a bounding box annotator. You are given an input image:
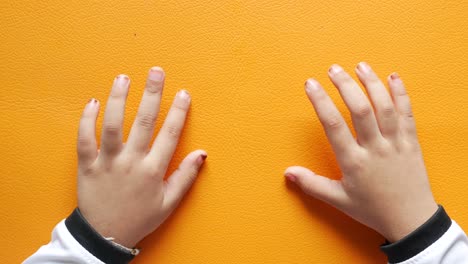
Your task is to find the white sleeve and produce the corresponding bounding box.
[23,208,136,264]
[394,221,468,264]
[23,220,104,264]
[381,205,468,264]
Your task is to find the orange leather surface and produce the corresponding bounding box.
[1,1,468,263]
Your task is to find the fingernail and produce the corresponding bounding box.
[390,72,403,84]
[284,173,297,183]
[86,98,98,109]
[148,67,165,81]
[116,74,129,86]
[357,62,371,74]
[305,79,320,93]
[329,64,343,75]
[197,153,207,166]
[177,90,190,101]
[390,72,400,80]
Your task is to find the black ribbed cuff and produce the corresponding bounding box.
[65,208,135,264]
[380,205,451,263]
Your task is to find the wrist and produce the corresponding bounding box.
[382,201,439,243]
[65,208,137,263]
[78,207,141,248]
[380,205,452,263]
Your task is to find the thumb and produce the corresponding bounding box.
[162,150,207,213]
[284,166,347,207]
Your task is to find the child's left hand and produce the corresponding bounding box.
[76,67,207,248]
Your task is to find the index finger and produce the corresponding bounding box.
[305,78,358,156]
[147,90,191,173]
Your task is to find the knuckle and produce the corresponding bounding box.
[380,104,396,117]
[353,103,372,118]
[342,153,366,173]
[77,135,92,149]
[112,156,133,172]
[143,159,164,175]
[166,125,181,138]
[137,113,156,130]
[103,123,121,136]
[373,141,392,157]
[79,164,98,177]
[145,79,163,94]
[324,114,344,130]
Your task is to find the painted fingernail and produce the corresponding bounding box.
[305,79,320,92]
[116,74,129,86]
[357,62,371,74]
[177,89,191,101]
[86,98,98,109]
[390,72,403,84]
[197,153,207,166]
[149,67,165,81]
[329,64,343,75]
[284,173,297,183]
[390,72,400,80]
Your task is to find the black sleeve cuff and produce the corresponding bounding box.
[65,208,135,264]
[380,205,451,263]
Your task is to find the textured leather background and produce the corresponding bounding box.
[1,1,468,263]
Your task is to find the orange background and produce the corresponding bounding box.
[1,0,468,263]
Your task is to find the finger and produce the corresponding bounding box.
[126,67,165,153]
[162,150,207,213]
[355,62,399,139]
[328,64,380,145]
[284,166,347,207]
[77,98,100,167]
[305,79,358,156]
[148,90,191,172]
[100,74,130,158]
[387,73,417,140]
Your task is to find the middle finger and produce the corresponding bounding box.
[126,67,165,153]
[328,64,381,145]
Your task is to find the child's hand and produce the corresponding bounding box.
[285,62,438,242]
[76,67,207,248]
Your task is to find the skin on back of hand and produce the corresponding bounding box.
[285,62,438,242]
[76,67,207,247]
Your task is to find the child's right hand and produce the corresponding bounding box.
[76,67,207,248]
[285,62,438,242]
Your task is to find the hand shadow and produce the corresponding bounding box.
[284,120,386,262]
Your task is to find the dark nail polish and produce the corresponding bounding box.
[390,72,400,80]
[285,173,296,183]
[197,153,207,166]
